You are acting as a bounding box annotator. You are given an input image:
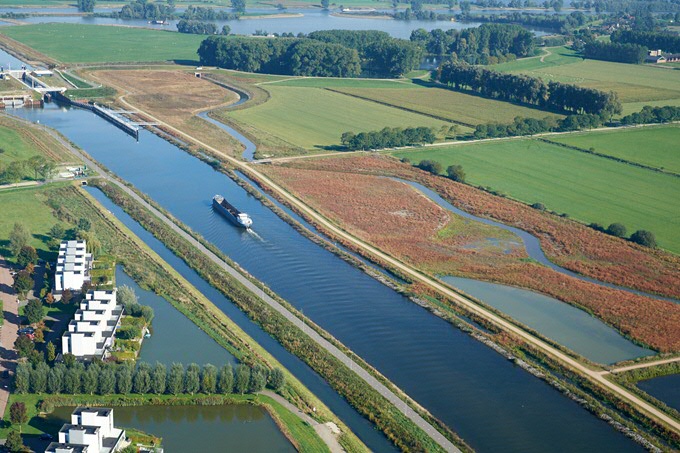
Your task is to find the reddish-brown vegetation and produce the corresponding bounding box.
[261,157,680,353]
[284,155,680,299]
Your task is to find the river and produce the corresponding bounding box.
[47,405,296,452]
[10,102,643,452]
[0,6,562,38]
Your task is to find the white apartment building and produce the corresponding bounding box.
[54,240,93,298]
[62,290,123,360]
[47,407,126,453]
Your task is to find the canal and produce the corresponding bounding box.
[11,102,643,452]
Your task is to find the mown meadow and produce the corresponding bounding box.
[546,125,680,174]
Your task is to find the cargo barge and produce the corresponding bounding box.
[212,194,253,229]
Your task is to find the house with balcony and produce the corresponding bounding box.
[54,240,93,299]
[46,407,126,453]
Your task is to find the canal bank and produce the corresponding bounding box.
[8,101,652,452]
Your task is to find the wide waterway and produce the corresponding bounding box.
[48,405,296,452]
[11,102,643,452]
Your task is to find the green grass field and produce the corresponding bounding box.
[494,46,680,110]
[0,186,71,262]
[332,86,563,126]
[0,23,204,63]
[0,124,41,166]
[547,125,680,174]
[393,139,680,253]
[227,86,450,149]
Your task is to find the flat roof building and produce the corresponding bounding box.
[47,407,126,453]
[62,290,123,360]
[55,240,92,298]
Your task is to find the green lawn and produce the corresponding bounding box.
[393,139,680,253]
[547,125,680,174]
[493,46,680,109]
[0,186,70,263]
[0,124,42,167]
[333,86,563,126]
[227,86,450,149]
[1,23,205,63]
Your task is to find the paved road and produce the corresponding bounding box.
[0,258,19,419]
[18,114,459,452]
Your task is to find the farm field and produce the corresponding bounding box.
[393,139,680,254]
[546,125,680,174]
[225,86,450,150]
[331,86,563,126]
[494,46,680,111]
[0,23,205,63]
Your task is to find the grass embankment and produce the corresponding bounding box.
[226,85,449,151]
[0,23,205,63]
[1,392,315,450]
[545,125,680,175]
[91,179,466,452]
[0,114,74,167]
[393,139,680,254]
[493,46,680,114]
[33,184,340,452]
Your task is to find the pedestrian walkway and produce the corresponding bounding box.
[0,257,19,419]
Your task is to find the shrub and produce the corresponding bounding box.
[117,325,142,340]
[446,165,466,183]
[417,160,442,175]
[630,230,656,248]
[531,202,546,211]
[606,223,627,238]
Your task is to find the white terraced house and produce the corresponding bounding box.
[62,290,123,360]
[55,240,93,299]
[47,407,127,453]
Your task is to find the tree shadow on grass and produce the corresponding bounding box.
[173,59,201,67]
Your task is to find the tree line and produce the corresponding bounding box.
[181,5,239,20]
[583,41,648,64]
[15,360,285,396]
[198,36,362,77]
[437,62,622,117]
[0,155,55,185]
[612,29,680,53]
[177,19,230,35]
[463,11,591,33]
[471,114,606,139]
[410,24,535,64]
[307,30,424,77]
[620,105,680,125]
[340,127,436,150]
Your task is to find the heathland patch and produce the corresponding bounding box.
[262,156,680,352]
[225,86,449,150]
[0,23,204,63]
[394,140,680,254]
[546,125,680,174]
